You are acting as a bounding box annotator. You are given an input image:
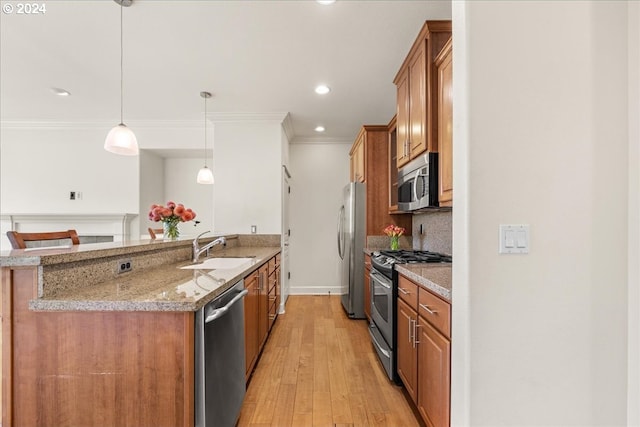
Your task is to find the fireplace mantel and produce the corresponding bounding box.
[0,213,137,250]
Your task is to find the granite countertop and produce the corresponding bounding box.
[395,263,452,302]
[29,246,280,312]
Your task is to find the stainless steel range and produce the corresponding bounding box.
[368,250,452,382]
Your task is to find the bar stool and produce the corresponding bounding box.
[6,229,80,249]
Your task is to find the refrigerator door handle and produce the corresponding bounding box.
[337,205,345,260]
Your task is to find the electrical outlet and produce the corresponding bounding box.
[70,191,76,200]
[117,259,132,273]
[251,225,257,234]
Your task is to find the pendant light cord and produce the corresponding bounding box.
[120,2,124,124]
[204,95,208,167]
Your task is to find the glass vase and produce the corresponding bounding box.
[390,235,400,250]
[163,220,180,241]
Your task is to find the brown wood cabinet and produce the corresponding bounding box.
[436,37,453,207]
[394,20,452,168]
[244,255,280,382]
[268,254,280,331]
[244,270,260,381]
[396,273,451,427]
[350,132,366,182]
[387,115,401,213]
[349,125,412,237]
[2,267,195,427]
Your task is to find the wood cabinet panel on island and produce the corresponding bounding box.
[349,125,412,237]
[1,241,281,427]
[394,20,452,169]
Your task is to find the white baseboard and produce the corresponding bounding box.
[289,285,343,295]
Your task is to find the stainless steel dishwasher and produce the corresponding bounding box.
[195,280,248,427]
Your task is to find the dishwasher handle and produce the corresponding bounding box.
[205,289,248,323]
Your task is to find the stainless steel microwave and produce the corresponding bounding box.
[397,152,439,211]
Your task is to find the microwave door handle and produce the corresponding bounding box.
[413,169,421,203]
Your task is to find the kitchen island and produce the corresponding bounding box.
[0,234,280,427]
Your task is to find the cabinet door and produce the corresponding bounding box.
[397,298,418,403]
[417,318,451,427]
[353,135,365,182]
[258,264,269,348]
[408,46,427,158]
[244,272,259,381]
[396,69,410,168]
[437,40,453,207]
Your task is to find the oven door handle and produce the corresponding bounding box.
[368,327,391,358]
[370,269,391,289]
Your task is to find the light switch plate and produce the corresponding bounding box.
[499,224,530,254]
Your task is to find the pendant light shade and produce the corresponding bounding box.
[105,123,138,156]
[197,91,214,184]
[197,166,214,184]
[105,0,138,156]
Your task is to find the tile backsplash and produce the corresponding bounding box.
[412,210,452,255]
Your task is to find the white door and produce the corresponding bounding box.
[280,167,291,311]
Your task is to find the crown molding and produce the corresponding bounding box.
[1,113,292,130]
[291,136,353,145]
[207,112,290,123]
[0,120,202,130]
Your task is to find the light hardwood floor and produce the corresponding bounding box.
[238,295,421,427]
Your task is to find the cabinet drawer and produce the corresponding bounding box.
[398,275,418,309]
[268,257,276,275]
[418,288,451,338]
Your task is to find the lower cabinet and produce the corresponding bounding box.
[396,274,451,427]
[244,270,260,381]
[244,254,280,382]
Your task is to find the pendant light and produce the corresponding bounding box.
[197,91,214,184]
[105,0,138,156]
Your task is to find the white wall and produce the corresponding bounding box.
[163,157,213,238]
[289,142,351,294]
[627,2,640,424]
[452,1,633,425]
[212,121,284,234]
[139,150,164,238]
[0,126,139,249]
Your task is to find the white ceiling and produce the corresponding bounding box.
[0,0,452,144]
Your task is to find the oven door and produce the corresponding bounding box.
[369,268,393,346]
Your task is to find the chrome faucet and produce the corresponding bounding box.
[192,231,226,263]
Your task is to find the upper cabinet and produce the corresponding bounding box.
[394,21,452,168]
[349,125,412,236]
[436,37,453,207]
[350,131,366,183]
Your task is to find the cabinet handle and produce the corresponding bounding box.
[398,287,410,295]
[408,318,414,344]
[412,319,420,347]
[419,303,438,315]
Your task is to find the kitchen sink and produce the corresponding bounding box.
[180,257,254,270]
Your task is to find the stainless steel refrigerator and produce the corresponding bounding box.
[337,182,366,319]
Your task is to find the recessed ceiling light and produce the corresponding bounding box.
[315,85,331,95]
[315,126,326,132]
[50,87,71,96]
[317,0,336,4]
